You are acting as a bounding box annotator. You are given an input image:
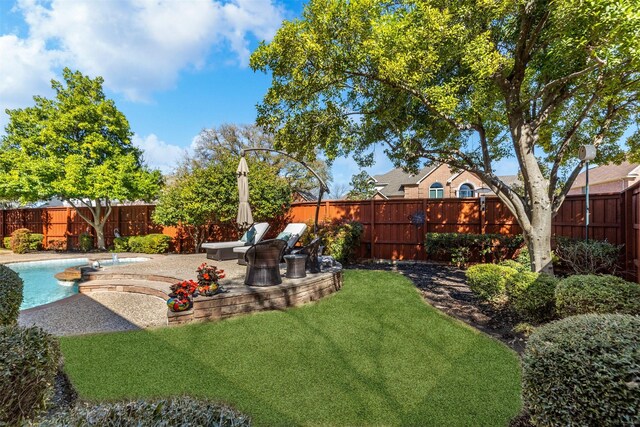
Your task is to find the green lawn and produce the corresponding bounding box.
[60,270,522,426]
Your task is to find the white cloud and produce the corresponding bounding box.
[1,0,285,106]
[132,133,189,174]
[0,33,62,129]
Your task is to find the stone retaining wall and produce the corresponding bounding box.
[168,270,343,325]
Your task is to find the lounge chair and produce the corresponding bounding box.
[243,239,288,286]
[233,223,307,265]
[201,222,270,261]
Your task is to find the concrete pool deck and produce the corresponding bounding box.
[9,251,342,336]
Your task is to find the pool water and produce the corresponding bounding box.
[9,257,148,310]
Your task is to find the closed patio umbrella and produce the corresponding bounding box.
[237,156,253,228]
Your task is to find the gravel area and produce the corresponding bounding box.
[19,292,167,336]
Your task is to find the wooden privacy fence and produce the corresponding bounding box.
[0,182,638,283]
[0,205,183,251]
[288,185,640,283]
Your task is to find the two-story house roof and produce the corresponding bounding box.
[372,164,518,199]
[568,161,640,195]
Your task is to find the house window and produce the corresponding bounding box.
[459,183,475,198]
[429,182,444,198]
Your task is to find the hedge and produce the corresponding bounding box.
[507,272,558,323]
[127,234,172,254]
[40,397,251,426]
[426,232,524,264]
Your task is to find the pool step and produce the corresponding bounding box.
[79,278,174,301]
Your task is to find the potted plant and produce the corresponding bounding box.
[167,279,198,312]
[195,263,226,296]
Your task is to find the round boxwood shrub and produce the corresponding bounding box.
[555,274,640,318]
[28,233,44,251]
[10,228,32,254]
[0,264,23,326]
[499,259,528,273]
[78,232,94,252]
[507,272,558,323]
[40,397,251,426]
[523,314,640,426]
[465,263,517,302]
[0,325,61,424]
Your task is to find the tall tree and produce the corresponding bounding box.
[192,123,332,194]
[0,68,162,249]
[346,171,377,200]
[153,156,292,252]
[251,0,640,273]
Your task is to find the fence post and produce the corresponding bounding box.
[421,198,427,260]
[370,199,375,259]
[479,197,486,235]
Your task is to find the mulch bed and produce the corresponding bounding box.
[350,261,527,354]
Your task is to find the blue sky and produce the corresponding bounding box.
[0,0,519,190]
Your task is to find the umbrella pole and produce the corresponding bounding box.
[314,187,325,236]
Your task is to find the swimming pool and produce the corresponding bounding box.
[9,257,149,310]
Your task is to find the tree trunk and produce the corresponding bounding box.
[94,222,106,251]
[525,220,554,275]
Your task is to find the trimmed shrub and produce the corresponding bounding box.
[515,247,530,268]
[314,219,363,264]
[555,274,640,317]
[10,228,32,254]
[426,232,524,264]
[113,236,131,252]
[41,397,251,426]
[508,272,558,323]
[29,233,44,251]
[128,234,172,254]
[0,265,23,326]
[465,264,517,302]
[523,314,640,426]
[47,238,67,252]
[0,325,61,424]
[555,237,622,274]
[2,237,10,249]
[78,232,94,252]
[499,259,528,273]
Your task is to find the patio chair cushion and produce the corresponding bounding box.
[241,227,257,244]
[276,231,292,242]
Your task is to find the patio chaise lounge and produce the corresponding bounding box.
[233,222,307,266]
[201,222,270,261]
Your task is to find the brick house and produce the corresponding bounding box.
[568,161,640,195]
[372,164,518,199]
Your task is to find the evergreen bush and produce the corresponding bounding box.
[465,264,517,302]
[507,272,558,323]
[128,234,172,254]
[555,274,640,317]
[113,236,131,252]
[41,397,251,426]
[523,314,640,426]
[0,264,23,326]
[29,233,44,250]
[0,325,61,424]
[78,232,94,252]
[10,228,32,254]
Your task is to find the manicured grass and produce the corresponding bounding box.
[60,270,522,426]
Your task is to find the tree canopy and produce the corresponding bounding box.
[251,0,640,272]
[191,123,332,195]
[153,156,292,252]
[0,68,162,249]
